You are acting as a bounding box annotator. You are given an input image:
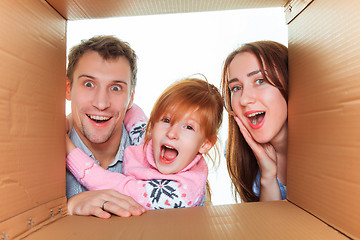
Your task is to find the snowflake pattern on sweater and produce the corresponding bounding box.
[129,122,147,145]
[133,179,200,209]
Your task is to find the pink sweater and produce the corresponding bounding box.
[67,140,208,210]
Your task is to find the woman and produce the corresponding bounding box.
[221,41,288,202]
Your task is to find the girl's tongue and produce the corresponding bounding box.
[160,145,178,164]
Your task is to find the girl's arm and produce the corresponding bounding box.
[67,147,207,209]
[66,148,137,196]
[124,104,148,145]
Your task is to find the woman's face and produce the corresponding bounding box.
[228,52,287,144]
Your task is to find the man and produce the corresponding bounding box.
[65,35,146,218]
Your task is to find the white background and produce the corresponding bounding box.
[66,7,288,205]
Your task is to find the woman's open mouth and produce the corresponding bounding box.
[159,145,178,164]
[246,111,265,129]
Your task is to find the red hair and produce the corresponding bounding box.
[145,78,224,148]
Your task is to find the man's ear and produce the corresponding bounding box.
[66,78,71,101]
[199,139,214,154]
[127,89,135,110]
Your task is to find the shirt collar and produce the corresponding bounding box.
[70,125,131,168]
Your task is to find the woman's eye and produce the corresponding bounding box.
[255,78,265,85]
[230,85,242,93]
[84,81,94,88]
[111,85,121,91]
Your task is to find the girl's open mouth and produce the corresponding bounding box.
[159,145,178,164]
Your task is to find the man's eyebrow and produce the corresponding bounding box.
[113,80,128,85]
[228,70,262,85]
[78,74,95,79]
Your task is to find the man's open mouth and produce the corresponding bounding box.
[87,114,112,123]
[247,111,265,126]
[160,145,178,164]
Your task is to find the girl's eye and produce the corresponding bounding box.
[185,125,194,131]
[161,117,170,123]
[111,85,121,92]
[230,85,242,93]
[255,78,265,85]
[84,81,94,88]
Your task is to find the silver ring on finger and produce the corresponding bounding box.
[101,200,110,211]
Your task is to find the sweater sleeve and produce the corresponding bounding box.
[124,104,148,145]
[67,146,207,210]
[66,148,139,197]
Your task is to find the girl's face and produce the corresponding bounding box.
[151,111,212,174]
[228,52,287,144]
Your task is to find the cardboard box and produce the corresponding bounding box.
[0,0,359,239]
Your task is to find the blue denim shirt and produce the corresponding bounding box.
[253,171,287,200]
[66,126,131,199]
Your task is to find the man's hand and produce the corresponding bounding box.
[67,190,146,218]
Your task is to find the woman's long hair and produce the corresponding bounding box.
[220,41,288,202]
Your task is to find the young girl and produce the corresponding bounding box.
[220,41,288,202]
[66,78,224,209]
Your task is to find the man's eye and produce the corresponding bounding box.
[255,78,265,85]
[111,85,122,92]
[84,81,94,88]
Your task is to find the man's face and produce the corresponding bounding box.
[66,51,134,147]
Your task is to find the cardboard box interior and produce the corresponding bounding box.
[0,0,359,239]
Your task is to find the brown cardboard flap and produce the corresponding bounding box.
[287,0,360,238]
[1,0,359,239]
[0,197,67,240]
[284,0,313,24]
[23,201,347,240]
[0,0,67,239]
[46,0,288,20]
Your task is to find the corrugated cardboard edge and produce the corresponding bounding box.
[287,0,360,238]
[46,0,289,20]
[284,0,313,23]
[0,197,67,240]
[22,201,349,240]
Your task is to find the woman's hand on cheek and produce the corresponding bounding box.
[234,115,281,201]
[233,115,277,180]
